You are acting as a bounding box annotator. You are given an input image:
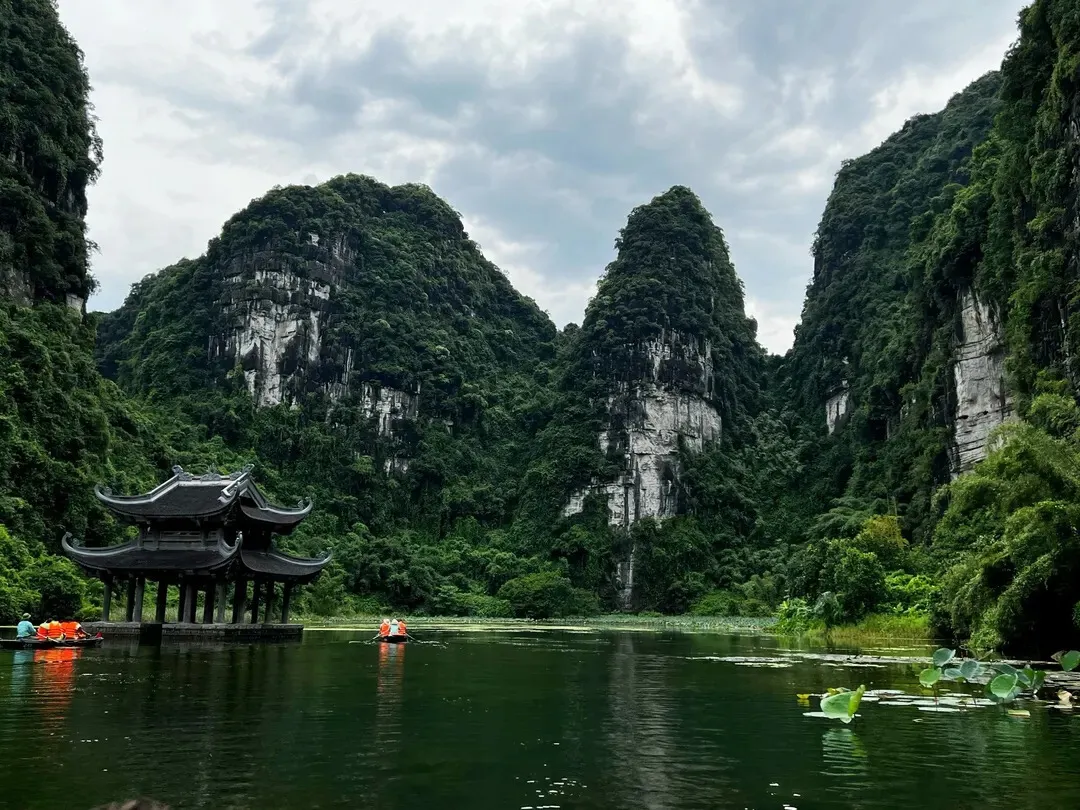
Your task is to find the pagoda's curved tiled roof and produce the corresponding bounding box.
[94,465,312,530]
[240,547,332,583]
[61,533,239,575]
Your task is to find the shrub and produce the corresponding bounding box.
[497,571,597,618]
[775,597,813,632]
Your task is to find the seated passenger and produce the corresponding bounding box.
[47,619,63,639]
[397,618,407,636]
[378,618,390,637]
[389,619,400,637]
[37,621,49,638]
[61,621,85,639]
[16,613,35,638]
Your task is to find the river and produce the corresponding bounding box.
[1,628,1078,808]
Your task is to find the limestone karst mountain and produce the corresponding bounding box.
[535,186,764,607]
[6,0,1080,651]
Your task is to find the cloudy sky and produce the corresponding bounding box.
[58,0,1023,353]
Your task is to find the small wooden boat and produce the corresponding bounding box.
[1,635,104,650]
[378,634,408,644]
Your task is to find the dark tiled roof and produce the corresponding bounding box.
[95,466,311,527]
[239,500,312,532]
[240,548,332,583]
[61,534,239,574]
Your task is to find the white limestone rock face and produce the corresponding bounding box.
[825,385,850,434]
[951,287,1013,476]
[0,266,32,306]
[210,233,422,470]
[561,332,722,608]
[212,234,349,407]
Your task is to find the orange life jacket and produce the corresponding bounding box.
[397,621,407,635]
[47,621,63,639]
[37,623,48,638]
[61,621,81,638]
[379,622,390,637]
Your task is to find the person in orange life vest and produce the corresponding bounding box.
[47,619,63,639]
[61,620,86,639]
[36,621,49,638]
[396,618,407,636]
[378,618,391,637]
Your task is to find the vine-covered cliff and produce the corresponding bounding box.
[8,0,1080,649]
[519,187,764,608]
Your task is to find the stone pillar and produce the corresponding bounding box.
[125,578,136,622]
[155,581,168,623]
[202,585,215,624]
[133,577,145,623]
[281,584,293,624]
[215,581,227,624]
[264,581,275,625]
[232,579,246,624]
[184,584,198,623]
[249,581,260,624]
[101,577,112,622]
[177,581,187,622]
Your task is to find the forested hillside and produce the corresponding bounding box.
[776,0,1080,654]
[0,0,167,622]
[4,0,1080,653]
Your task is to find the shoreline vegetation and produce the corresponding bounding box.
[300,610,935,644]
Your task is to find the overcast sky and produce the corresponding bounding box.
[58,0,1023,354]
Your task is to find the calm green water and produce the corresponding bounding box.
[1,629,1079,808]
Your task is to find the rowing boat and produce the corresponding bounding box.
[0,635,104,650]
[377,634,408,644]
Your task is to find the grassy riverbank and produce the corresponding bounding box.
[780,613,934,645]
[298,613,778,633]
[298,611,934,646]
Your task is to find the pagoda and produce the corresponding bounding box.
[62,465,331,630]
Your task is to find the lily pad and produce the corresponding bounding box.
[959,659,981,680]
[919,667,941,688]
[932,648,956,667]
[820,684,865,724]
[990,673,1019,701]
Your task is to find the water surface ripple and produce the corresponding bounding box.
[0,631,1078,808]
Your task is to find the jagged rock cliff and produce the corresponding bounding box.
[0,0,102,307]
[951,288,1013,475]
[779,72,1004,540]
[539,187,762,607]
[562,332,723,527]
[96,175,556,538]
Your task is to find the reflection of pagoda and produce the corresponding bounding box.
[62,465,330,630]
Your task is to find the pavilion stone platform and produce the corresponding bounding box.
[63,464,331,646]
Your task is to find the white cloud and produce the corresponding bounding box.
[462,216,598,329]
[57,0,1025,355]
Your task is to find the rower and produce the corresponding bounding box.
[397,618,407,637]
[16,613,35,638]
[378,618,390,638]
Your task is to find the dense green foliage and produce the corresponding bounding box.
[776,0,1080,653]
[0,0,101,304]
[6,0,1080,653]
